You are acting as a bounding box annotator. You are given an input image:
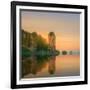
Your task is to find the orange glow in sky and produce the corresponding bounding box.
[21,10,80,51]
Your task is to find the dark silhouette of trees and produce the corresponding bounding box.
[62,51,67,55]
[21,29,60,58]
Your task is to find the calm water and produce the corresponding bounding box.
[21,55,80,78]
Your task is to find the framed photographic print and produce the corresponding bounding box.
[11,1,88,89]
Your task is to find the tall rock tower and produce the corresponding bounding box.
[48,32,56,52]
[48,32,56,74]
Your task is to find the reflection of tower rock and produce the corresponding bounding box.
[48,56,56,74]
[48,32,56,51]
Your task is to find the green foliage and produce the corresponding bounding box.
[62,51,67,55]
[35,35,49,51]
[21,30,60,57]
[31,32,37,37]
[29,32,49,51]
[22,47,31,58]
[55,50,60,55]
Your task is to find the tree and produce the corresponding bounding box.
[36,35,49,51]
[62,51,67,55]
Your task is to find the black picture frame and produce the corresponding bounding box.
[11,1,88,89]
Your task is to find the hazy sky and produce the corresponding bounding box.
[21,10,80,50]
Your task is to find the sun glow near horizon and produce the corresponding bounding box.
[21,10,80,51]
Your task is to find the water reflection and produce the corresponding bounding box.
[21,55,80,78]
[22,55,56,78]
[48,56,56,74]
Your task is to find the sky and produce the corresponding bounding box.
[21,10,80,51]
